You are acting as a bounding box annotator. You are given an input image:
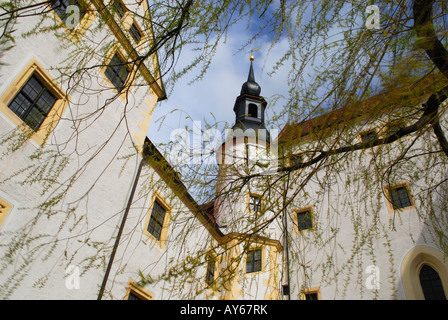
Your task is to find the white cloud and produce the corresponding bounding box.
[147,26,289,153]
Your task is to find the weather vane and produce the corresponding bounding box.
[247,47,261,61]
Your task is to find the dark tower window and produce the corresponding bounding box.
[248,103,258,118]
[419,264,446,300]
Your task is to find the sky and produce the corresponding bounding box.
[146,18,292,157]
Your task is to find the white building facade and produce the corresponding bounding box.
[0,1,447,301]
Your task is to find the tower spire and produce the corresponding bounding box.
[240,60,261,96]
[231,58,270,143]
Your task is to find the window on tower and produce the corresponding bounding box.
[248,103,258,118]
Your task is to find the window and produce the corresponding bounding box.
[129,22,143,43]
[248,103,258,118]
[0,58,68,145]
[248,194,262,213]
[112,0,127,19]
[104,53,130,92]
[146,199,166,241]
[293,206,315,234]
[297,210,313,231]
[360,130,378,145]
[8,75,57,131]
[390,186,412,209]
[300,287,321,300]
[305,292,319,300]
[289,153,304,168]
[51,0,86,26]
[125,280,153,300]
[401,246,448,300]
[205,258,215,285]
[419,265,447,300]
[246,249,262,274]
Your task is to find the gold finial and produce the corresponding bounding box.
[247,47,260,61]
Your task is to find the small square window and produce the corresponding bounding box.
[249,195,262,213]
[297,210,313,231]
[8,75,57,131]
[104,53,130,92]
[305,292,319,300]
[360,130,378,145]
[248,103,258,118]
[301,287,321,300]
[246,249,262,274]
[289,153,304,167]
[146,200,166,241]
[390,186,412,209]
[51,0,86,26]
[125,281,153,300]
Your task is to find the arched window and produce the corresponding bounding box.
[401,246,448,300]
[419,265,447,300]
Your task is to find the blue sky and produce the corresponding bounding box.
[146,17,291,155]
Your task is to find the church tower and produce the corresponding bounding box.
[231,56,270,144]
[215,57,276,234]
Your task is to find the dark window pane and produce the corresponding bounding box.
[127,291,143,300]
[112,0,127,18]
[246,249,262,273]
[8,75,57,131]
[390,186,412,209]
[51,0,86,25]
[248,103,258,118]
[147,200,166,240]
[420,265,446,300]
[205,259,215,285]
[297,210,313,231]
[249,195,261,213]
[129,23,142,43]
[105,54,129,92]
[361,130,378,144]
[305,293,318,300]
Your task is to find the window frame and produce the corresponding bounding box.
[111,0,128,20]
[128,21,144,44]
[383,182,416,213]
[247,192,263,214]
[124,280,153,300]
[103,52,131,93]
[244,246,265,275]
[292,206,315,234]
[49,0,95,41]
[300,287,321,300]
[419,264,447,300]
[359,128,379,146]
[143,190,172,249]
[401,245,448,300]
[0,58,69,146]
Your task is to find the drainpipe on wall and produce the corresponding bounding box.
[97,144,151,300]
[281,172,291,300]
